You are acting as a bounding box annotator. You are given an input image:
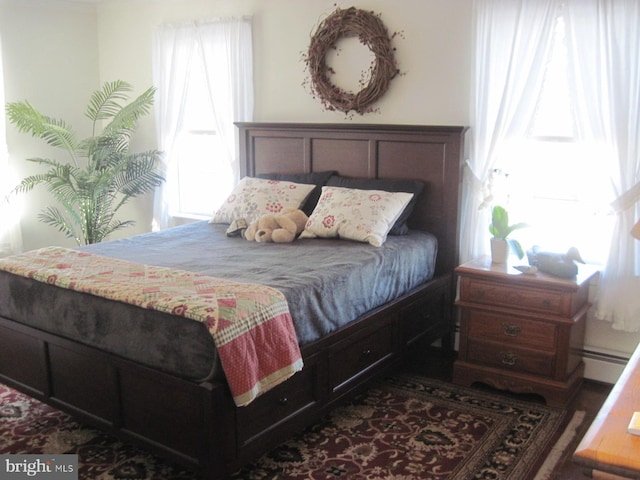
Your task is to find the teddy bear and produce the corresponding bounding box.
[244,208,309,243]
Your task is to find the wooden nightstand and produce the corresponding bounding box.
[452,257,599,407]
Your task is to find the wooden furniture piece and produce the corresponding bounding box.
[573,343,640,479]
[0,123,466,479]
[453,257,598,407]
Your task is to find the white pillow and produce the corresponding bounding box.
[210,177,315,224]
[300,186,414,246]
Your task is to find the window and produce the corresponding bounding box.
[469,0,640,331]
[152,18,253,229]
[172,56,233,218]
[486,12,613,265]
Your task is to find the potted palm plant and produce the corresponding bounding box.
[5,80,164,245]
[489,205,527,263]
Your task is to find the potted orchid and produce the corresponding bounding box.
[489,205,527,263]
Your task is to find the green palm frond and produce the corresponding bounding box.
[10,173,56,195]
[116,151,165,196]
[101,219,136,241]
[7,81,165,245]
[10,162,73,194]
[86,80,133,124]
[25,157,71,168]
[77,137,121,171]
[6,102,79,165]
[102,86,155,139]
[38,206,82,245]
[99,133,130,154]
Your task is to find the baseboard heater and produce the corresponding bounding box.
[581,348,629,384]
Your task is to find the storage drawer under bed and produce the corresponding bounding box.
[236,353,322,449]
[328,322,396,397]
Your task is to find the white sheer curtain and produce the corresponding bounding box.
[0,33,22,256]
[564,0,640,331]
[461,0,557,262]
[152,17,253,230]
[199,20,253,186]
[152,23,195,230]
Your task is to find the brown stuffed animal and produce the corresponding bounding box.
[244,208,309,243]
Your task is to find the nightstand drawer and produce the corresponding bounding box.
[467,340,556,377]
[466,309,557,351]
[461,277,568,315]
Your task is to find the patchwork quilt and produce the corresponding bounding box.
[0,246,303,406]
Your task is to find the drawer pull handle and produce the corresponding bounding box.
[502,324,522,336]
[362,349,373,357]
[542,299,551,307]
[500,352,517,366]
[279,397,288,406]
[476,289,485,298]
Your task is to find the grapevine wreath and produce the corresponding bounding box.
[304,6,401,115]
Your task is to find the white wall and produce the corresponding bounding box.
[95,0,472,126]
[582,280,640,383]
[1,0,100,250]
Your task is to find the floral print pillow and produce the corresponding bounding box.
[210,177,315,224]
[300,186,414,247]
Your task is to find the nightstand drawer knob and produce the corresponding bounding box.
[502,324,522,336]
[500,352,518,366]
[542,299,551,307]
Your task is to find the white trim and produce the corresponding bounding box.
[582,348,628,384]
[533,410,587,480]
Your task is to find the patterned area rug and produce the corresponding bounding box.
[0,374,580,479]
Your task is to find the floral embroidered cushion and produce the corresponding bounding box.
[300,186,414,247]
[210,177,315,225]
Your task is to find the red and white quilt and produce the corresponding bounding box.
[0,246,303,406]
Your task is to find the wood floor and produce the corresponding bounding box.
[405,348,613,480]
[549,379,612,479]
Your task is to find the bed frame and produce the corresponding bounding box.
[0,123,466,478]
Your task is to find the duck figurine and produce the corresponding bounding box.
[526,245,584,278]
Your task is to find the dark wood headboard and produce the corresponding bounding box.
[236,123,467,277]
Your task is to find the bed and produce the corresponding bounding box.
[0,123,466,478]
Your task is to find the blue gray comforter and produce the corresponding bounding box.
[0,222,437,381]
